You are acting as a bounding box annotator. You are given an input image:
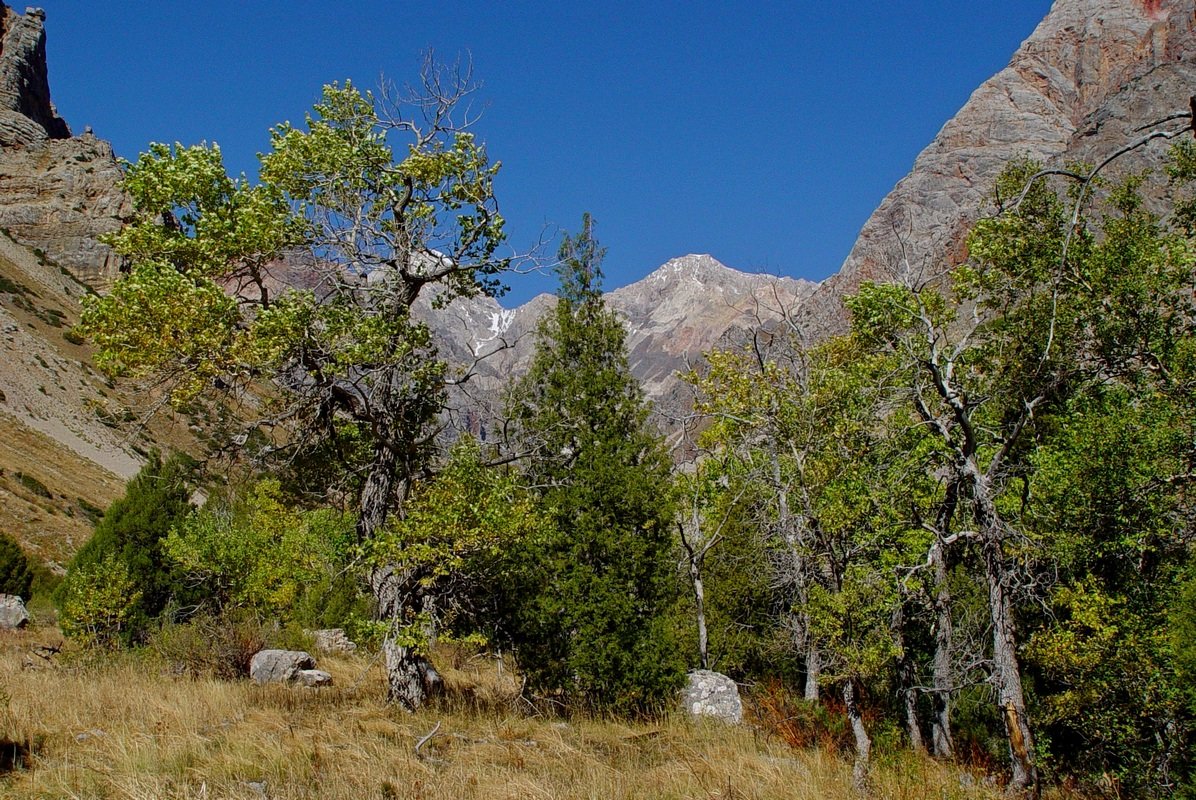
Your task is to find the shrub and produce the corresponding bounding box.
[147,612,267,679]
[57,453,195,642]
[0,532,33,600]
[58,553,141,648]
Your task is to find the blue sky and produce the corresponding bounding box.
[43,1,1051,305]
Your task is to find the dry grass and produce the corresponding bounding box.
[0,629,1003,800]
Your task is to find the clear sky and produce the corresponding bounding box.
[42,1,1052,305]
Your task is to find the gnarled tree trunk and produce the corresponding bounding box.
[370,564,444,710]
[844,679,872,794]
[970,464,1036,791]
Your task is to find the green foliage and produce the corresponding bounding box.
[165,479,358,622]
[77,78,509,515]
[504,216,684,713]
[365,437,548,654]
[0,531,33,600]
[57,454,195,644]
[58,553,142,648]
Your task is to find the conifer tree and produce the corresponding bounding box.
[505,215,684,713]
[57,453,194,642]
[0,531,33,600]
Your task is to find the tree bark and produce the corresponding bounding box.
[804,637,821,702]
[370,563,443,710]
[970,464,1036,792]
[844,679,872,794]
[893,601,925,753]
[930,539,955,760]
[691,560,709,670]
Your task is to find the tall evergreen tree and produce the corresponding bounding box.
[57,453,195,642]
[505,215,684,713]
[0,531,33,600]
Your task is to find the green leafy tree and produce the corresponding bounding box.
[0,532,33,600]
[692,331,925,789]
[364,437,550,709]
[58,553,142,648]
[56,453,194,643]
[505,215,684,713]
[76,61,511,707]
[846,151,1196,792]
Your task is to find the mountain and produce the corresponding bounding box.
[418,255,815,434]
[1,0,1193,561]
[795,0,1196,334]
[0,4,197,566]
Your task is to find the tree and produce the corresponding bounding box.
[846,150,1196,791]
[504,215,684,713]
[692,330,926,789]
[364,437,550,709]
[0,531,33,600]
[78,61,511,706]
[56,453,195,643]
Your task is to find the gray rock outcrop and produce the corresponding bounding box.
[0,593,29,629]
[0,3,129,287]
[797,0,1196,336]
[310,628,357,654]
[249,649,317,684]
[682,669,743,724]
[0,4,69,146]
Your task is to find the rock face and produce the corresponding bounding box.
[0,5,68,146]
[249,649,318,684]
[0,3,128,287]
[0,592,28,629]
[797,0,1196,335]
[682,670,743,724]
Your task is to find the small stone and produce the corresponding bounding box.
[296,669,333,687]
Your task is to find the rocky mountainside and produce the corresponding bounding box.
[795,0,1196,334]
[418,255,814,433]
[0,4,126,287]
[0,4,194,565]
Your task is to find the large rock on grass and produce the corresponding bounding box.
[249,649,316,685]
[0,593,28,629]
[683,669,743,724]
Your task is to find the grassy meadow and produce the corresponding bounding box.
[0,626,1014,800]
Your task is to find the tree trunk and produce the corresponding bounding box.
[844,679,872,794]
[370,563,442,712]
[931,540,955,760]
[691,560,709,670]
[356,436,399,543]
[382,638,443,711]
[985,537,1036,792]
[804,638,821,702]
[970,466,1036,791]
[893,601,925,753]
[356,430,444,711]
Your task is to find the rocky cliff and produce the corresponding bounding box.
[0,4,127,287]
[797,0,1196,334]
